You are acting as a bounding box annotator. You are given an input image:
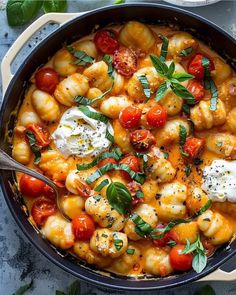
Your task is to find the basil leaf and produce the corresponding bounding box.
[136,190,144,199]
[94,179,109,192]
[193,200,212,218]
[75,83,113,106]
[67,45,94,66]
[43,0,67,13]
[167,240,177,247]
[179,47,193,57]
[86,163,145,185]
[172,72,194,82]
[12,281,33,295]
[160,36,169,62]
[78,106,109,123]
[150,54,169,77]
[130,214,154,237]
[163,152,169,159]
[67,280,80,295]
[113,0,126,3]
[103,54,114,78]
[199,286,216,295]
[55,291,66,295]
[126,248,135,255]
[25,130,41,165]
[107,182,132,214]
[179,125,187,147]
[209,80,218,111]
[155,82,168,101]
[167,61,175,79]
[7,0,43,27]
[192,252,207,273]
[77,148,122,171]
[171,82,195,102]
[185,165,192,177]
[137,75,151,100]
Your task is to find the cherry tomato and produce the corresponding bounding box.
[94,30,119,54]
[184,137,205,161]
[188,54,215,80]
[72,214,95,240]
[97,158,117,169]
[130,129,156,151]
[146,105,167,128]
[43,185,55,200]
[25,124,51,149]
[187,79,205,103]
[113,47,137,77]
[202,237,216,257]
[169,244,193,271]
[75,179,92,198]
[20,174,45,198]
[119,106,142,129]
[31,197,56,226]
[120,155,140,181]
[35,67,59,94]
[153,224,179,247]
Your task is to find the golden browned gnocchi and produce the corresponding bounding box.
[13,21,236,278]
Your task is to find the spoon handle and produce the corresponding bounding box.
[0,149,57,190]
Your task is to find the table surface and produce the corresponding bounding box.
[0,1,236,294]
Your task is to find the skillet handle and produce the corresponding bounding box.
[199,268,236,281]
[1,12,84,95]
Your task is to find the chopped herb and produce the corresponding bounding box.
[185,165,192,177]
[75,83,113,106]
[155,81,168,101]
[163,152,169,159]
[113,234,124,251]
[182,104,191,115]
[103,54,114,78]
[126,248,135,255]
[136,190,144,199]
[94,179,109,192]
[77,148,122,171]
[179,125,189,157]
[67,45,94,66]
[93,195,101,201]
[137,75,151,101]
[130,214,154,237]
[136,153,148,172]
[160,36,169,61]
[25,130,41,165]
[194,158,203,165]
[86,163,145,185]
[102,233,108,238]
[179,47,193,57]
[107,182,132,214]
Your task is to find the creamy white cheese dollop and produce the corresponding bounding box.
[202,159,236,202]
[52,106,113,157]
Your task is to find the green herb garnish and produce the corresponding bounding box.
[107,182,132,214]
[179,125,189,157]
[185,165,192,177]
[113,233,124,251]
[179,47,193,57]
[25,130,41,165]
[137,75,151,101]
[94,179,110,192]
[126,248,135,255]
[67,45,94,66]
[160,36,169,61]
[103,54,114,78]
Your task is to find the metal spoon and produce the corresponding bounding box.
[0,149,70,221]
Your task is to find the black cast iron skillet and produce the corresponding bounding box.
[0,3,235,291]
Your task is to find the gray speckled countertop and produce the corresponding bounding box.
[0,1,236,294]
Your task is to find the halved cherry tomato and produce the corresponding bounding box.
[43,185,55,200]
[97,158,117,169]
[35,67,59,94]
[202,237,216,257]
[75,179,92,198]
[119,106,142,129]
[183,137,205,161]
[31,197,56,226]
[187,79,205,103]
[113,47,137,77]
[94,29,119,54]
[20,174,45,198]
[146,105,167,128]
[25,124,51,149]
[153,224,179,247]
[72,213,95,240]
[169,244,193,271]
[130,129,156,151]
[188,53,215,80]
[120,155,140,181]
